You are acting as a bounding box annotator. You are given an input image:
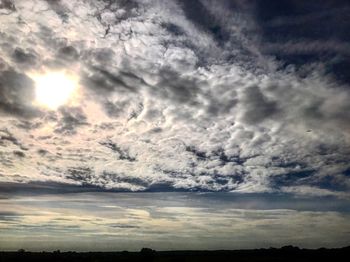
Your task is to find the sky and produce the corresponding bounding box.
[0,0,350,251]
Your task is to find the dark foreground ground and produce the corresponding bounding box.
[1,246,350,262]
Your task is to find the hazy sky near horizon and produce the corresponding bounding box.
[1,192,350,251]
[0,0,350,250]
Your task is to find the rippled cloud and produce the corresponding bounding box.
[0,0,350,198]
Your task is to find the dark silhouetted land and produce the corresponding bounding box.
[1,246,350,262]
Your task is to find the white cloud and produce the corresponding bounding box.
[0,0,349,197]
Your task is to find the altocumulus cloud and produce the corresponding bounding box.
[0,0,350,198]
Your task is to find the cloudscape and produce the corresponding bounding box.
[0,0,350,251]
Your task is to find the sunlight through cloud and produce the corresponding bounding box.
[32,71,78,109]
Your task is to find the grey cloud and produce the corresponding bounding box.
[12,48,39,67]
[0,0,15,13]
[161,22,186,36]
[153,68,202,105]
[14,119,42,130]
[103,96,143,119]
[100,171,148,188]
[45,0,70,23]
[127,102,144,121]
[57,46,79,61]
[66,168,148,191]
[13,150,25,158]
[0,129,20,146]
[81,66,140,96]
[185,146,208,161]
[81,48,116,67]
[0,181,92,195]
[54,107,89,135]
[99,140,136,162]
[0,211,19,222]
[206,96,238,116]
[180,1,232,45]
[66,167,93,183]
[0,70,41,118]
[178,0,218,33]
[93,0,139,24]
[37,149,49,156]
[108,224,140,229]
[0,129,28,151]
[241,85,279,124]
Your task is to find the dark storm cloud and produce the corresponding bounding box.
[0,70,41,118]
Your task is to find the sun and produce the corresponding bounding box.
[32,71,78,109]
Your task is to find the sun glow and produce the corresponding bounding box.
[33,71,78,109]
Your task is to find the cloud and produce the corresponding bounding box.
[0,192,349,251]
[12,48,39,68]
[281,186,350,199]
[255,0,350,84]
[0,70,41,118]
[0,0,16,14]
[99,140,136,162]
[0,0,349,198]
[54,106,89,135]
[240,85,279,124]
